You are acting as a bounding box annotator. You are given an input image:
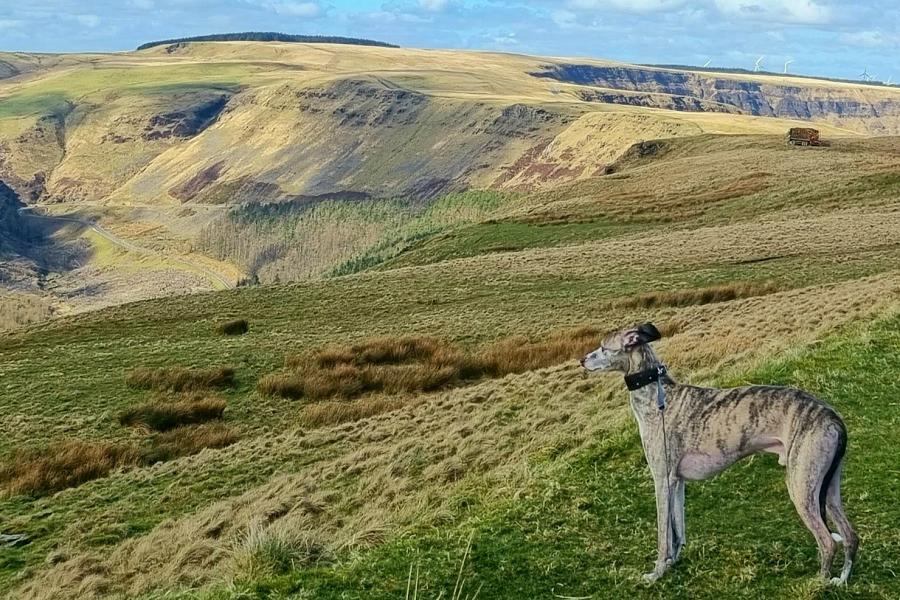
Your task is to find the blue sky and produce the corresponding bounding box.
[1,1,898,82]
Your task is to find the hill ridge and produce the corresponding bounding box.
[135,32,398,51]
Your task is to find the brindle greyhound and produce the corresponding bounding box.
[580,323,857,584]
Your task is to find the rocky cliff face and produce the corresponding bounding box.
[533,64,900,133]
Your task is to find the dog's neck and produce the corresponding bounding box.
[625,345,675,415]
[626,345,668,377]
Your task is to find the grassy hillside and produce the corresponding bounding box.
[2,43,900,598]
[3,42,888,208]
[187,311,900,600]
[1,127,899,598]
[198,190,515,283]
[3,41,899,318]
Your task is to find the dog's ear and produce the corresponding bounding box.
[623,323,662,349]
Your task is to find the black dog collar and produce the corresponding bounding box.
[624,365,668,391]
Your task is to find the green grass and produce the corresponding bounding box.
[327,190,522,276]
[181,311,900,600]
[202,190,517,281]
[1,234,895,457]
[0,63,253,119]
[381,218,645,269]
[3,204,895,595]
[0,91,71,121]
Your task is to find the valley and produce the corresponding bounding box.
[2,42,899,320]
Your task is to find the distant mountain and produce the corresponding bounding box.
[136,32,398,51]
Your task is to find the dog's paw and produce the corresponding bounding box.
[642,571,661,584]
[829,576,847,586]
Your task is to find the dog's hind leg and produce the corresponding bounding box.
[825,461,858,585]
[671,478,686,563]
[790,486,837,581]
[786,428,841,581]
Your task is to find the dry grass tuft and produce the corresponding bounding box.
[0,441,139,498]
[260,327,601,408]
[299,335,450,369]
[141,424,240,464]
[616,281,783,309]
[256,372,308,399]
[0,292,55,331]
[118,395,227,432]
[472,326,601,377]
[0,422,241,496]
[216,318,249,336]
[230,522,326,580]
[125,366,236,392]
[258,363,458,400]
[299,397,407,427]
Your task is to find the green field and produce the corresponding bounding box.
[0,63,254,119]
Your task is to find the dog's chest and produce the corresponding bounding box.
[676,452,733,480]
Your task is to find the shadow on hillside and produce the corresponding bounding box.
[0,181,91,288]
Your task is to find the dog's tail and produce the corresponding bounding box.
[819,418,847,533]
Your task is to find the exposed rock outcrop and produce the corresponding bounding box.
[533,64,900,133]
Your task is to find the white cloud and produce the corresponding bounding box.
[568,0,686,12]
[0,19,25,30]
[261,1,322,17]
[565,0,832,23]
[839,30,898,48]
[277,2,321,17]
[713,0,832,25]
[75,14,101,27]
[419,0,450,11]
[493,32,519,46]
[552,9,577,28]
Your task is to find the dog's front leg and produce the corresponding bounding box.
[644,472,675,583]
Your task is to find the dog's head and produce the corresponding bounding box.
[580,323,661,373]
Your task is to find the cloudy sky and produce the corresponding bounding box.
[1,0,897,81]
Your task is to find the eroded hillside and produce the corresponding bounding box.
[1,42,899,319]
[534,63,900,133]
[3,43,898,209]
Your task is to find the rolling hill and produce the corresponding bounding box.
[2,42,899,313]
[1,42,900,598]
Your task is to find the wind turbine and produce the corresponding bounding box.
[753,56,764,72]
[703,59,711,68]
[885,76,893,85]
[859,67,873,82]
[783,59,794,74]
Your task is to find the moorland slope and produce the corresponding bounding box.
[2,42,899,319]
[1,119,898,598]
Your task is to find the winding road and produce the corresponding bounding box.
[17,206,235,289]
